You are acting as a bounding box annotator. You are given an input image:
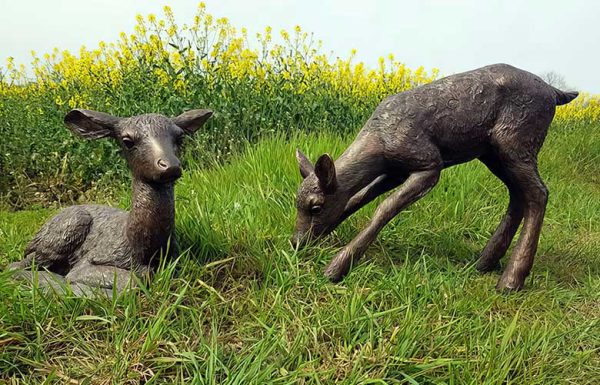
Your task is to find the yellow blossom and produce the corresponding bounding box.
[163,6,174,19]
[0,5,595,128]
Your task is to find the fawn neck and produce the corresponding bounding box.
[126,178,176,264]
[335,132,386,198]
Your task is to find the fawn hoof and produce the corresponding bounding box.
[495,274,525,292]
[323,252,351,283]
[7,261,26,271]
[475,257,501,273]
[323,264,346,283]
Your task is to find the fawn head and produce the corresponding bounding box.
[292,149,348,247]
[64,109,213,184]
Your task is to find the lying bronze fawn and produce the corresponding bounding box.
[8,108,212,296]
[292,63,578,291]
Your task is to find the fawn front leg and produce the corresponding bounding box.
[66,262,137,294]
[324,169,441,282]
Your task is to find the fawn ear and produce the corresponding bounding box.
[64,109,121,139]
[173,109,213,134]
[314,154,337,193]
[296,149,314,179]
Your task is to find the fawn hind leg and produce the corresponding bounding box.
[486,111,552,291]
[9,206,93,275]
[8,252,71,276]
[476,154,525,272]
[7,254,35,271]
[10,269,67,291]
[495,160,548,291]
[10,269,113,297]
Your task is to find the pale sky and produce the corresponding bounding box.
[1,0,598,92]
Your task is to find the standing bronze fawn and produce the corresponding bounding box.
[292,63,578,291]
[8,108,212,296]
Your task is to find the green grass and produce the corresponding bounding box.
[1,122,599,384]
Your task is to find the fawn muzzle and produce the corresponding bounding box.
[155,156,182,182]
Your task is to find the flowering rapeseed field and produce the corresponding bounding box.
[1,5,437,109]
[0,3,597,208]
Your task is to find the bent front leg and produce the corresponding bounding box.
[66,263,137,294]
[324,169,441,282]
[341,174,405,222]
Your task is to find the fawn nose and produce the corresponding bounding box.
[290,234,299,248]
[290,231,307,249]
[156,157,182,181]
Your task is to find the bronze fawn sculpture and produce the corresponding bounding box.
[292,63,578,291]
[8,108,213,296]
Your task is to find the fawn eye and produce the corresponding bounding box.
[122,136,135,149]
[175,134,185,146]
[310,205,322,215]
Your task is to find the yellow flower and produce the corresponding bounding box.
[163,5,173,19]
[4,5,594,129]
